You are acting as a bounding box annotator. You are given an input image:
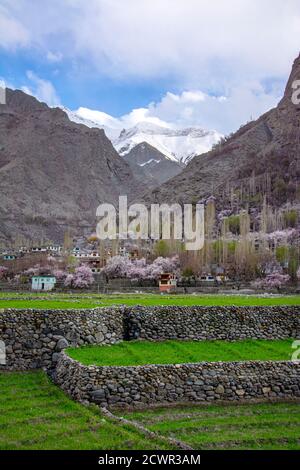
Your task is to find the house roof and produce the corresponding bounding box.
[32,275,56,279]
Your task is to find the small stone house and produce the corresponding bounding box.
[31,275,56,291]
[159,273,177,292]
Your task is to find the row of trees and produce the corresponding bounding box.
[0,264,95,289]
[1,255,300,290]
[101,255,180,280]
[1,196,299,289]
[143,198,300,284]
[0,256,180,288]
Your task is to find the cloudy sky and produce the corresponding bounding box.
[0,0,300,133]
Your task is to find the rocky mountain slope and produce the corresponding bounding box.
[141,54,300,211]
[123,141,183,188]
[0,89,142,244]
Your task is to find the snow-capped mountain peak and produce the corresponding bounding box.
[62,106,121,140]
[114,122,222,164]
[63,107,223,164]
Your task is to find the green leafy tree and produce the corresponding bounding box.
[228,215,240,235]
[284,210,298,228]
[276,246,289,265]
[154,240,169,257]
[182,267,194,278]
[288,248,299,284]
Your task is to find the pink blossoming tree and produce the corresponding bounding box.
[253,272,290,291]
[101,255,180,281]
[0,266,8,279]
[64,265,94,288]
[52,269,68,281]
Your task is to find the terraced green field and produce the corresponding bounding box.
[121,402,300,450]
[0,292,299,309]
[0,371,172,450]
[1,371,299,450]
[1,292,299,450]
[67,339,294,366]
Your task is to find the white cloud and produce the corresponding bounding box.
[22,71,60,107]
[2,0,300,83]
[0,4,29,49]
[62,0,299,86]
[146,83,281,133]
[75,82,280,135]
[46,51,63,63]
[76,106,171,132]
[1,0,300,132]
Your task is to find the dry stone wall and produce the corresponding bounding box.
[54,352,300,408]
[125,306,300,341]
[0,308,123,370]
[0,305,299,371]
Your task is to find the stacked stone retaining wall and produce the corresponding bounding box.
[0,305,299,370]
[55,352,300,408]
[0,308,123,370]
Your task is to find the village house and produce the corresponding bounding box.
[31,247,48,254]
[2,254,17,261]
[45,245,62,254]
[31,275,56,291]
[73,251,104,273]
[159,273,177,292]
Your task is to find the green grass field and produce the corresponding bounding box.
[1,371,299,450]
[0,292,299,450]
[120,402,300,450]
[0,292,299,309]
[67,339,294,366]
[0,371,174,450]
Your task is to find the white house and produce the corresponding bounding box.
[199,274,215,282]
[2,254,17,260]
[31,275,56,291]
[46,245,62,253]
[74,252,100,259]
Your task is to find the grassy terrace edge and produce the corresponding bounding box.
[0,293,299,309]
[66,339,295,367]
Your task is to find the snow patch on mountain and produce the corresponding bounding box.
[139,159,161,167]
[62,107,120,140]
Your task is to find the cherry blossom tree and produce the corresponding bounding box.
[126,258,147,280]
[52,269,68,281]
[64,265,94,288]
[64,273,75,287]
[253,272,290,291]
[73,265,94,288]
[101,255,180,281]
[0,266,8,279]
[145,256,180,280]
[24,264,53,276]
[102,255,132,279]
